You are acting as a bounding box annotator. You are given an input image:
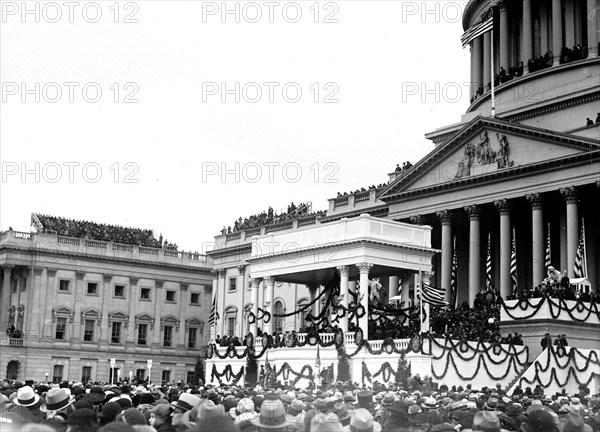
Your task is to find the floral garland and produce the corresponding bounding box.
[430,338,529,367]
[208,343,249,360]
[372,361,396,383]
[361,361,371,385]
[501,297,600,322]
[272,363,315,386]
[211,364,244,385]
[431,350,523,381]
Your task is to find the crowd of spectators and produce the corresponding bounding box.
[222,203,325,235]
[34,214,175,250]
[1,375,599,432]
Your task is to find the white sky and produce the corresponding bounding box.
[1,0,471,253]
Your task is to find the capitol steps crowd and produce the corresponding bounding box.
[1,378,599,432]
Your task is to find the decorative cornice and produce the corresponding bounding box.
[560,186,579,204]
[356,262,373,274]
[464,205,481,220]
[336,265,350,276]
[506,91,600,123]
[526,193,544,210]
[494,199,511,215]
[409,215,424,225]
[436,210,453,225]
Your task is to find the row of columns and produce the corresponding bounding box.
[470,0,599,98]
[432,187,583,307]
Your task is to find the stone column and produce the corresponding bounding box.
[178,283,188,347]
[495,199,512,299]
[101,274,112,345]
[560,187,579,278]
[522,0,534,70]
[527,193,545,286]
[564,0,575,49]
[250,278,260,336]
[483,31,492,87]
[210,269,219,341]
[400,275,410,308]
[472,37,484,97]
[588,0,599,57]
[560,212,568,272]
[73,271,85,343]
[218,269,226,334]
[437,210,453,303]
[500,3,510,71]
[29,268,44,341]
[356,263,373,339]
[388,276,399,302]
[552,0,563,65]
[237,265,246,335]
[1,265,14,331]
[337,265,350,332]
[153,280,164,348]
[540,1,549,54]
[264,276,275,334]
[465,205,481,307]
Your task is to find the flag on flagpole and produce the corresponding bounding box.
[422,284,449,307]
[574,221,587,278]
[461,16,493,47]
[450,237,458,307]
[486,232,493,291]
[545,224,551,270]
[510,228,518,295]
[208,294,219,326]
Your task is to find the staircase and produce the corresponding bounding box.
[504,362,532,393]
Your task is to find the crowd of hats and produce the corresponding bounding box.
[1,377,599,432]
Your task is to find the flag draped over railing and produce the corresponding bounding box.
[574,221,587,278]
[510,229,518,295]
[208,294,219,326]
[450,236,458,307]
[486,232,493,291]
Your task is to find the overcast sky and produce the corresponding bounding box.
[1,0,471,253]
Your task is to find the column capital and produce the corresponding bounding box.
[409,215,424,225]
[76,271,86,281]
[34,268,44,276]
[421,271,433,284]
[436,210,453,225]
[560,187,579,204]
[464,204,481,220]
[497,0,509,10]
[130,277,139,287]
[211,269,219,278]
[356,263,373,274]
[336,265,350,276]
[251,278,261,288]
[180,283,189,292]
[236,265,247,275]
[1,264,15,272]
[526,193,544,210]
[494,199,511,215]
[103,274,112,283]
[263,276,275,285]
[155,279,164,289]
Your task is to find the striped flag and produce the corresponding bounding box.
[545,224,551,270]
[315,344,321,369]
[461,16,493,48]
[208,294,219,326]
[450,237,458,307]
[422,284,449,307]
[510,230,518,295]
[486,232,493,291]
[574,222,587,278]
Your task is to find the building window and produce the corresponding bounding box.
[297,299,309,331]
[161,370,171,383]
[273,300,284,333]
[59,280,70,292]
[81,366,92,383]
[83,320,95,342]
[114,285,125,298]
[165,290,176,302]
[11,279,17,293]
[140,287,151,300]
[227,317,235,338]
[53,365,64,383]
[163,326,173,347]
[228,277,237,291]
[21,278,27,291]
[87,282,98,295]
[111,322,122,344]
[186,371,195,384]
[138,324,148,345]
[136,369,146,381]
[190,293,200,304]
[188,327,197,349]
[55,317,67,340]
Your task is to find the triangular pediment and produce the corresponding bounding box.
[81,308,101,318]
[379,116,600,201]
[53,306,74,316]
[108,311,128,320]
[161,315,179,324]
[186,317,204,325]
[135,313,154,322]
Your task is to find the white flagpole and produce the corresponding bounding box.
[582,218,587,277]
[419,252,423,334]
[490,0,496,117]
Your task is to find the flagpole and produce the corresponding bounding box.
[582,218,587,276]
[419,252,423,334]
[490,0,496,117]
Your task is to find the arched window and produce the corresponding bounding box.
[273,300,284,333]
[224,306,238,338]
[297,298,309,331]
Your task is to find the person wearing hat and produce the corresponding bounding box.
[351,408,382,432]
[149,404,176,432]
[382,400,409,432]
[13,385,45,423]
[522,409,559,432]
[358,391,375,414]
[251,397,290,431]
[66,408,99,432]
[99,401,122,426]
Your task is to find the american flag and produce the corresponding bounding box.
[574,223,587,278]
[486,232,493,291]
[510,231,518,295]
[450,237,458,307]
[422,284,449,307]
[208,294,219,326]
